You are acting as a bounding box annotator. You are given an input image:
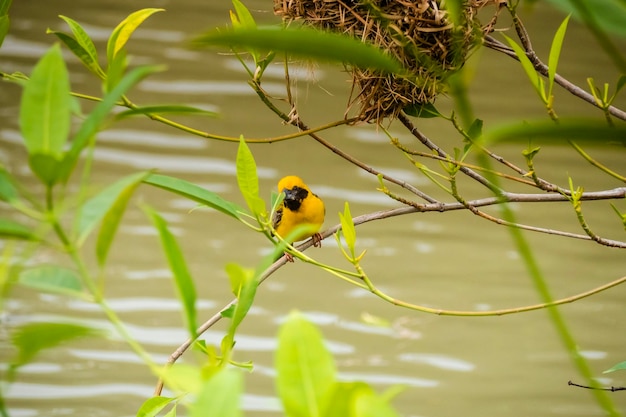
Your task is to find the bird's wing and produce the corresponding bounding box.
[271,205,284,234]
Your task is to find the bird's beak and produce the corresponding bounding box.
[283,188,297,201]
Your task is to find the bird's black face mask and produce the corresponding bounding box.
[283,186,309,211]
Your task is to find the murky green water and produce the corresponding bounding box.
[1,1,625,416]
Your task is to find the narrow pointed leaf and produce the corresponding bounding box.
[77,172,149,246]
[338,202,356,256]
[18,265,85,298]
[48,29,103,78]
[19,44,70,158]
[548,15,570,97]
[502,34,545,102]
[143,173,244,220]
[95,175,142,266]
[58,15,104,77]
[276,311,336,417]
[144,205,197,339]
[114,105,219,121]
[236,136,265,216]
[231,0,257,29]
[107,8,164,62]
[28,153,63,186]
[482,118,626,145]
[194,27,403,74]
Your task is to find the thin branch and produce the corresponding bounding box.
[482,36,626,121]
[569,381,626,392]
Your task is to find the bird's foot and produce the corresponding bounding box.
[312,233,323,248]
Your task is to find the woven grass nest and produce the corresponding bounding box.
[274,0,501,123]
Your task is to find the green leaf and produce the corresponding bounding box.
[193,27,403,74]
[76,173,147,246]
[61,65,163,181]
[11,322,97,368]
[0,168,19,202]
[144,205,197,339]
[548,15,570,98]
[402,102,443,118]
[136,396,177,417]
[28,153,63,186]
[236,136,265,216]
[114,105,219,121]
[48,30,104,79]
[353,388,401,417]
[502,34,546,103]
[338,202,356,257]
[0,15,8,48]
[225,263,257,331]
[19,43,71,158]
[231,0,256,29]
[106,47,127,92]
[603,360,626,374]
[18,265,85,298]
[0,218,36,240]
[143,173,244,220]
[482,118,626,146]
[158,364,202,394]
[190,368,242,417]
[58,15,104,77]
[276,310,336,417]
[107,8,164,62]
[322,382,372,417]
[0,0,11,16]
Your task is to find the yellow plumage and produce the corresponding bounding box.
[272,175,325,246]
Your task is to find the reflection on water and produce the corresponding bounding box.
[2,0,626,416]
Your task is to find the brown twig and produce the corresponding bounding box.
[568,381,626,392]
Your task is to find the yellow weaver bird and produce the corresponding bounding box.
[272,175,325,259]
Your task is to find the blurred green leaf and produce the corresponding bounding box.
[194,26,403,74]
[144,205,197,339]
[482,119,626,146]
[19,43,70,159]
[0,15,8,48]
[114,105,219,121]
[467,118,483,141]
[236,135,265,216]
[28,153,63,186]
[0,218,36,240]
[18,265,85,298]
[604,360,626,373]
[190,368,243,417]
[58,14,104,77]
[158,363,202,395]
[0,0,11,48]
[144,173,245,220]
[548,15,570,98]
[136,396,177,417]
[62,65,163,181]
[107,8,164,62]
[11,322,98,369]
[322,382,372,417]
[0,168,18,202]
[77,172,148,248]
[353,387,401,417]
[502,34,546,102]
[546,0,626,38]
[225,263,257,331]
[97,173,149,266]
[276,310,336,417]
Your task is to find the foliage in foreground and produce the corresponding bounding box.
[1,0,625,416]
